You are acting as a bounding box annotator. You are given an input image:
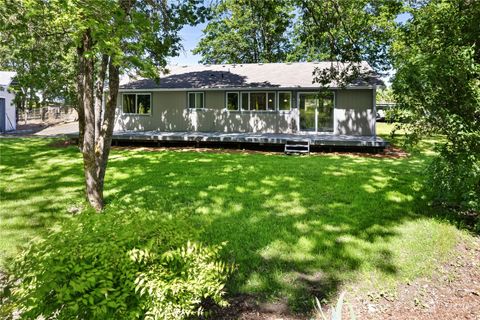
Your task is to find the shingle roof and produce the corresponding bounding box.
[120,61,383,90]
[0,71,16,86]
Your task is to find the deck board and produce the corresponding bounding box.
[110,131,388,148]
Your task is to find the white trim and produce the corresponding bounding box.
[372,86,377,139]
[296,91,335,133]
[119,86,375,93]
[225,91,240,111]
[187,91,205,109]
[121,92,152,116]
[239,91,277,111]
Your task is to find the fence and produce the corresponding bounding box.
[17,106,78,122]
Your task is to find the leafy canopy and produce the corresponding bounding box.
[392,0,480,211]
[193,0,294,64]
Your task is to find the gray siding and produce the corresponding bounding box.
[334,89,375,135]
[114,89,375,136]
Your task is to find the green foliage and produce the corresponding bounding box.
[0,0,76,109]
[193,0,294,64]
[3,211,231,319]
[314,292,356,320]
[296,0,402,71]
[427,146,480,212]
[195,0,402,70]
[392,0,480,212]
[376,88,395,103]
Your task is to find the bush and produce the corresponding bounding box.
[427,146,479,231]
[2,211,232,319]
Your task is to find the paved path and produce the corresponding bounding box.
[33,121,79,136]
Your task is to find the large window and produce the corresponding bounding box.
[122,93,151,114]
[249,92,267,110]
[226,92,239,110]
[238,92,277,111]
[188,92,204,109]
[278,92,292,110]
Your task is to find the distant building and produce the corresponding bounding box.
[0,71,17,132]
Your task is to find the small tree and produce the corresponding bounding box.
[392,0,480,212]
[3,0,205,211]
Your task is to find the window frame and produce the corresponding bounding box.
[296,91,336,133]
[237,91,283,112]
[122,93,152,116]
[187,91,205,109]
[225,91,240,111]
[277,91,292,111]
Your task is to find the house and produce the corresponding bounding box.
[0,71,17,132]
[114,62,386,148]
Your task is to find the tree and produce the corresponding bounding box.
[193,0,294,64]
[0,1,76,112]
[392,0,480,212]
[3,0,204,211]
[195,0,401,86]
[293,0,402,86]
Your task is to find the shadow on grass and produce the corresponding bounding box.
[0,138,84,262]
[0,135,449,314]
[104,145,429,311]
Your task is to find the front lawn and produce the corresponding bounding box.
[0,127,469,311]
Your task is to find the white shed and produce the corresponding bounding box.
[0,71,17,132]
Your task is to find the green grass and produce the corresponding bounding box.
[0,125,468,311]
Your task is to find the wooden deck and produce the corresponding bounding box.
[109,131,388,148]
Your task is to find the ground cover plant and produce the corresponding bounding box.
[0,125,472,315]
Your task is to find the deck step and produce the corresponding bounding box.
[284,140,310,155]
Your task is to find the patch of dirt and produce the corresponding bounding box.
[111,145,408,158]
[206,295,310,320]
[349,237,480,320]
[208,238,479,319]
[111,145,282,155]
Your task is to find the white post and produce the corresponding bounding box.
[372,86,377,140]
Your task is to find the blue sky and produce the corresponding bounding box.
[168,23,206,65]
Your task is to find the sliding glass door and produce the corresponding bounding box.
[298,92,334,132]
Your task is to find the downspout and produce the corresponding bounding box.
[372,85,377,141]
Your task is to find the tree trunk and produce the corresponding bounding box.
[76,46,85,151]
[80,29,104,211]
[94,60,120,198]
[94,55,108,141]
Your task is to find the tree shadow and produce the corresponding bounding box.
[0,138,84,263]
[104,148,429,313]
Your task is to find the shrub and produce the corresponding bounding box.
[2,211,232,319]
[427,148,480,213]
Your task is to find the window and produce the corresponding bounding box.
[226,92,239,110]
[267,92,276,111]
[241,92,249,110]
[278,92,292,110]
[188,92,204,108]
[122,93,151,114]
[250,92,267,111]
[239,92,278,111]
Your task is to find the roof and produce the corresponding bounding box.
[0,71,16,87]
[120,62,383,91]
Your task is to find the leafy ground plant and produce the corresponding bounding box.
[2,211,232,319]
[315,292,356,320]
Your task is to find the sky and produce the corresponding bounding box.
[168,23,206,66]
